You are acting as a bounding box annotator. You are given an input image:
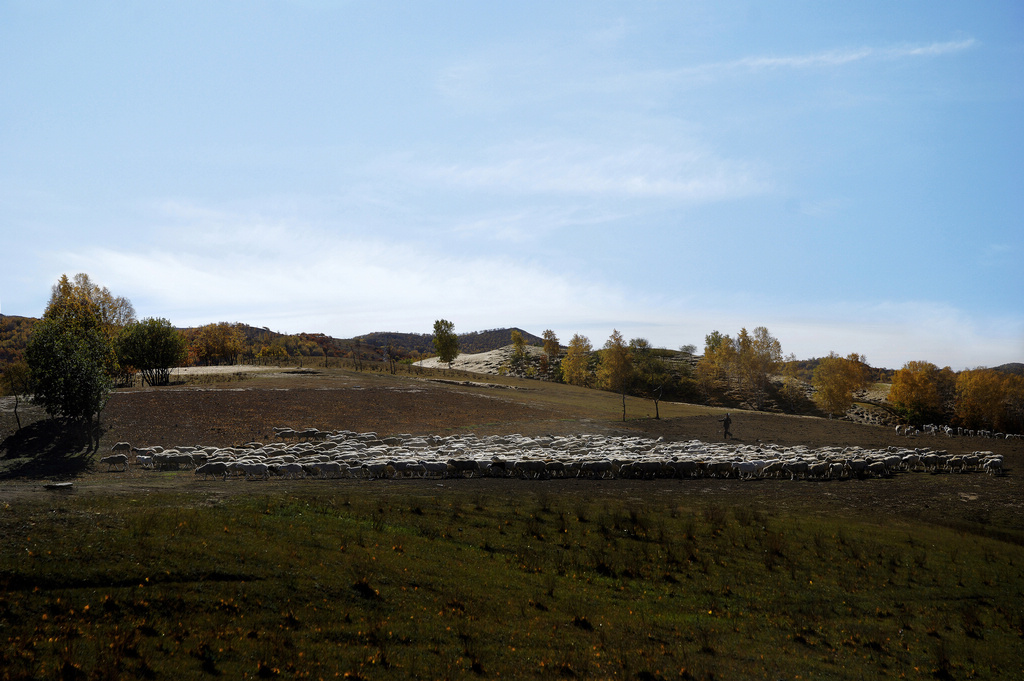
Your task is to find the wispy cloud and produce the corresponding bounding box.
[399,141,769,202]
[691,38,976,77]
[49,212,1022,372]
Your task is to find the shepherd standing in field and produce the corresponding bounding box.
[720,413,732,440]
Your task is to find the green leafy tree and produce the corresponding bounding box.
[561,334,593,387]
[598,330,633,421]
[116,318,187,386]
[25,274,128,450]
[26,316,111,451]
[432,319,459,369]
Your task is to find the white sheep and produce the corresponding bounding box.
[195,461,230,480]
[99,453,129,471]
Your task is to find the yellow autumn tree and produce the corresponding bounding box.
[597,329,633,421]
[955,369,1009,431]
[888,360,955,425]
[734,326,782,409]
[541,329,560,378]
[188,323,246,366]
[510,329,527,365]
[812,352,870,416]
[561,333,593,387]
[695,330,733,398]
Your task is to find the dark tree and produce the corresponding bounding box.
[116,317,187,386]
[0,361,31,430]
[25,317,111,451]
[432,319,459,369]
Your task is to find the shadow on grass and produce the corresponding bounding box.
[0,419,94,480]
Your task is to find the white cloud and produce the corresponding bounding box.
[48,227,1022,371]
[691,38,976,77]
[53,219,629,337]
[402,140,769,202]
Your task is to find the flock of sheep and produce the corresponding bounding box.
[97,427,1006,481]
[900,424,1022,439]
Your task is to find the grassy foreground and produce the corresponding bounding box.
[2,485,1022,680]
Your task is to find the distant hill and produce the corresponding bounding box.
[994,363,1024,376]
[0,317,546,369]
[355,328,544,357]
[0,314,39,366]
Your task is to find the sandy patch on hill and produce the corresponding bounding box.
[415,344,545,374]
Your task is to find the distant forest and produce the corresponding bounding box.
[0,315,545,367]
[3,314,1021,378]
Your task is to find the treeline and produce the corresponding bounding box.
[3,273,1022,436]
[0,319,545,372]
[888,361,1024,434]
[537,325,1022,433]
[0,315,39,366]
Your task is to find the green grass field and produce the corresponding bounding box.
[2,484,1022,680]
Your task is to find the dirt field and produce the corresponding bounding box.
[2,367,1022,540]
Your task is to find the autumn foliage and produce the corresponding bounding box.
[561,334,593,387]
[954,368,1024,433]
[887,361,957,425]
[812,353,870,416]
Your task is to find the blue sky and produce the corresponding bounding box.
[2,1,1021,370]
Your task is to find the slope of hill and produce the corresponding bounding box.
[356,328,543,357]
[0,315,39,366]
[994,363,1024,376]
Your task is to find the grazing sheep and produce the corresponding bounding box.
[359,462,387,479]
[195,461,230,480]
[100,427,1018,493]
[398,463,426,479]
[447,459,480,478]
[100,453,129,471]
[514,460,547,479]
[421,461,449,478]
[269,462,305,479]
[732,460,767,480]
[545,461,568,478]
[231,461,269,480]
[807,462,830,480]
[782,461,808,480]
